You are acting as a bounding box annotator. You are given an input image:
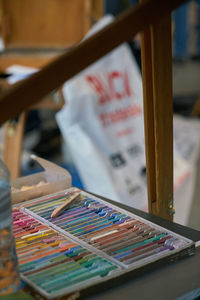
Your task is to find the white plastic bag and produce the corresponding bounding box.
[57,16,147,210]
[173,115,200,225]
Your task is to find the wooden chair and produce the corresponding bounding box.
[0,0,188,220]
[0,0,104,180]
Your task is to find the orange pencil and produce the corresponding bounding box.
[51,193,80,218]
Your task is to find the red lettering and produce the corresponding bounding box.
[108,71,124,100]
[86,75,110,105]
[86,71,133,105]
[124,71,133,97]
[99,104,142,126]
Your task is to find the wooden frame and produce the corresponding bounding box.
[0,0,187,219]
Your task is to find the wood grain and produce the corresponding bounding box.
[83,0,92,36]
[0,0,92,48]
[140,24,157,215]
[91,0,104,22]
[0,0,187,126]
[151,16,173,220]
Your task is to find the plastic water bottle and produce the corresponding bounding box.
[0,158,20,295]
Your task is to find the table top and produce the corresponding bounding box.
[87,247,200,300]
[86,196,200,300]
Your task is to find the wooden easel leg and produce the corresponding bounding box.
[151,16,174,221]
[140,27,157,215]
[3,112,27,180]
[140,4,174,220]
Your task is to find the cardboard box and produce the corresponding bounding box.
[11,155,72,204]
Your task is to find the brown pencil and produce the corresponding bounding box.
[51,193,80,218]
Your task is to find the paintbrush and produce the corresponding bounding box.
[51,193,80,218]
